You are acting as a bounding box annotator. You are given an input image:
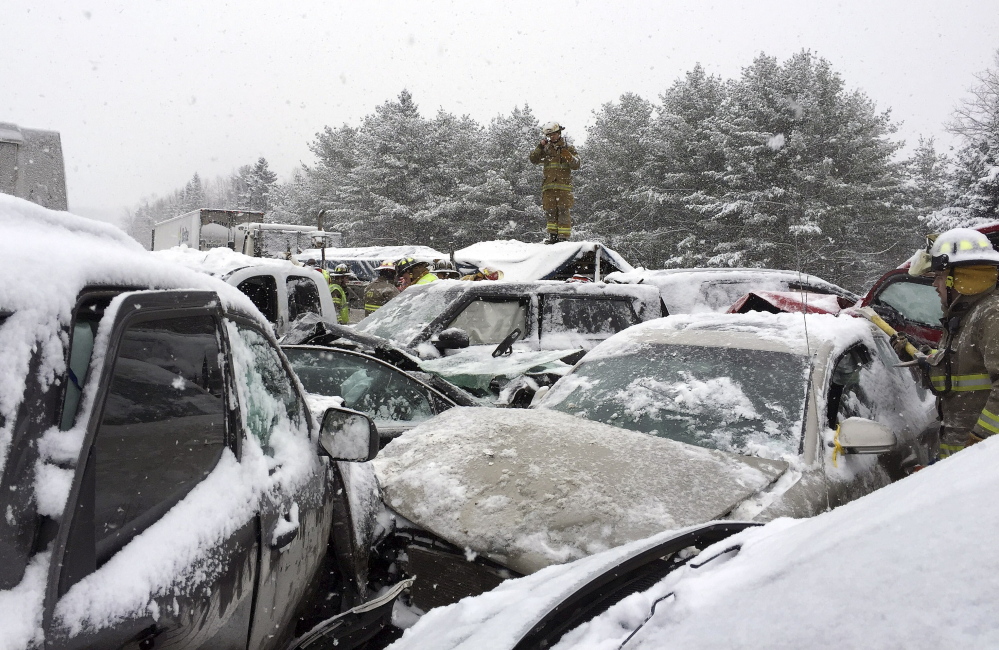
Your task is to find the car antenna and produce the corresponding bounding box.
[794,230,813,360]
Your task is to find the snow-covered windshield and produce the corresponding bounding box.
[353,284,457,346]
[540,344,809,458]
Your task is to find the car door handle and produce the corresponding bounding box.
[270,502,300,551]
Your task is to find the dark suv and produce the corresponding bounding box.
[0,201,400,649]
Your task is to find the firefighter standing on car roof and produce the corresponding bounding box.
[364,259,400,316]
[329,263,352,324]
[900,228,999,459]
[529,122,580,244]
[395,257,438,290]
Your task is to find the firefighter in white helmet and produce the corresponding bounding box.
[903,228,999,458]
[529,122,580,244]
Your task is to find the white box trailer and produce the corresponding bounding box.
[0,122,68,211]
[152,209,341,258]
[152,209,263,251]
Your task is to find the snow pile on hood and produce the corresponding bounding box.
[374,407,785,575]
[152,244,296,277]
[388,436,999,650]
[455,240,633,281]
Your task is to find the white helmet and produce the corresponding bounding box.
[930,228,999,270]
[542,122,564,136]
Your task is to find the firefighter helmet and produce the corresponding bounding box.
[542,122,564,136]
[929,228,999,271]
[332,263,350,275]
[396,257,426,274]
[377,259,395,271]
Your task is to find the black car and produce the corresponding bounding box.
[0,202,403,649]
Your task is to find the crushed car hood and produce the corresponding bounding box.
[418,347,574,394]
[373,408,787,575]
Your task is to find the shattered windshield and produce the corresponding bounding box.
[353,285,459,346]
[540,343,810,458]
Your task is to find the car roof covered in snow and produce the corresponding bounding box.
[455,240,633,281]
[583,311,879,361]
[605,267,857,314]
[152,244,308,278]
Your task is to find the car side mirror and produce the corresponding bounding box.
[432,327,470,352]
[319,408,379,462]
[836,417,896,454]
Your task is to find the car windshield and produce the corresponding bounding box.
[540,343,810,458]
[353,285,458,346]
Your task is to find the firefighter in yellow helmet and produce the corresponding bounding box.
[364,259,400,316]
[903,228,999,459]
[396,257,438,290]
[329,263,352,324]
[529,122,580,244]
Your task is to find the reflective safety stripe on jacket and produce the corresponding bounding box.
[922,287,999,445]
[330,284,349,324]
[415,272,439,286]
[929,373,992,392]
[529,141,580,193]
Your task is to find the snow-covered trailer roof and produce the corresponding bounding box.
[454,240,634,282]
[296,245,448,281]
[152,244,306,277]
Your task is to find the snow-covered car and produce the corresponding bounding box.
[605,267,857,314]
[352,279,663,399]
[369,312,935,614]
[282,344,479,446]
[0,196,404,649]
[386,432,999,650]
[154,245,338,335]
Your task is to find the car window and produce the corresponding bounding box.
[541,343,810,459]
[237,274,278,322]
[541,296,638,335]
[94,315,226,563]
[284,348,436,425]
[448,299,527,345]
[874,279,942,326]
[827,345,875,427]
[287,275,323,323]
[229,323,307,452]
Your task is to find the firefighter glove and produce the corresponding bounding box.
[890,332,912,360]
[967,431,987,447]
[560,148,574,161]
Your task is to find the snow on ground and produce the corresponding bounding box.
[388,436,999,650]
[455,240,633,281]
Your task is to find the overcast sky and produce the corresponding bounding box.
[3,0,997,223]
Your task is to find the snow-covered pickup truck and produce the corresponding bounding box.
[351,279,665,403]
[0,195,403,650]
[153,245,338,336]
